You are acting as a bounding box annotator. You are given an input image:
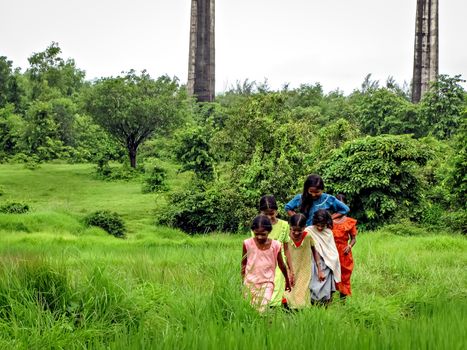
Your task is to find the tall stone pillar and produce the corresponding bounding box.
[188,0,215,102]
[412,0,438,103]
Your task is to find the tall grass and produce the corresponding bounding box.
[0,163,465,348]
[0,223,464,349]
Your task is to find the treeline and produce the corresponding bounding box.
[0,43,465,233]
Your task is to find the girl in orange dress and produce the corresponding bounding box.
[332,194,357,298]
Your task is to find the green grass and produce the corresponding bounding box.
[0,163,465,349]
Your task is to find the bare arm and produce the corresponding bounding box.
[283,242,295,287]
[331,212,344,220]
[344,235,356,255]
[344,223,357,255]
[277,251,291,291]
[287,210,296,217]
[311,246,325,281]
[241,243,247,280]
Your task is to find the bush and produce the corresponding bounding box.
[0,202,29,214]
[442,210,467,234]
[142,165,168,193]
[84,210,126,238]
[319,134,431,229]
[156,179,255,234]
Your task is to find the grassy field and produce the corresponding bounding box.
[0,163,465,349]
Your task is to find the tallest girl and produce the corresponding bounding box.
[285,174,349,226]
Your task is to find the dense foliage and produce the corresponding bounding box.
[0,43,465,232]
[0,201,29,214]
[142,165,169,193]
[318,135,431,228]
[84,71,190,168]
[84,210,126,238]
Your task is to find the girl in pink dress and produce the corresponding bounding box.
[242,215,291,311]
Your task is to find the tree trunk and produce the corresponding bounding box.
[188,0,215,102]
[128,143,138,168]
[412,0,438,103]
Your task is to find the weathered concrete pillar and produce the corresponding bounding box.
[188,0,215,102]
[412,0,438,103]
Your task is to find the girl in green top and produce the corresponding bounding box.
[253,195,294,307]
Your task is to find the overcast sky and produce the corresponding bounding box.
[1,0,466,94]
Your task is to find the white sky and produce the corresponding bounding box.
[1,0,466,95]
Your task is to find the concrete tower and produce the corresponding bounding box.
[187,0,215,102]
[412,0,439,103]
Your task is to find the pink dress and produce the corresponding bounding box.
[243,238,282,311]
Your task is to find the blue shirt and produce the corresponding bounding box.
[284,193,350,226]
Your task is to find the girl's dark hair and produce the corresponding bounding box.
[259,195,278,211]
[251,215,273,232]
[289,213,307,228]
[300,174,325,216]
[312,209,333,229]
[336,193,346,203]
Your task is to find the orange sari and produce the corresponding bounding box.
[332,216,357,296]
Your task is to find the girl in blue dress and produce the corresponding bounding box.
[285,174,349,226]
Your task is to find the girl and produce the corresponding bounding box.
[285,214,324,309]
[256,195,294,307]
[332,194,357,299]
[242,215,291,312]
[306,209,341,305]
[285,174,349,226]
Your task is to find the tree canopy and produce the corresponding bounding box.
[84,71,190,167]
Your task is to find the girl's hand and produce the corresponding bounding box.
[285,281,292,292]
[318,271,325,282]
[289,272,295,287]
[344,245,352,255]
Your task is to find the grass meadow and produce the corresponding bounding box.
[0,163,465,349]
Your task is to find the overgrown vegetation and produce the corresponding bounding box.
[0,201,29,214]
[85,210,126,238]
[0,44,465,234]
[0,160,465,348]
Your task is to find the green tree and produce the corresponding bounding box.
[0,56,25,113]
[319,134,431,228]
[284,83,324,108]
[71,114,123,163]
[349,87,420,136]
[160,93,324,233]
[305,118,361,168]
[0,105,26,159]
[22,100,65,160]
[0,56,14,107]
[174,126,215,181]
[446,118,467,208]
[419,74,466,139]
[26,42,85,100]
[50,97,77,146]
[84,71,189,168]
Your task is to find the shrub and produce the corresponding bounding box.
[142,165,168,193]
[0,202,29,214]
[85,210,126,238]
[174,127,215,181]
[156,179,255,234]
[319,134,431,229]
[442,210,467,234]
[95,157,142,181]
